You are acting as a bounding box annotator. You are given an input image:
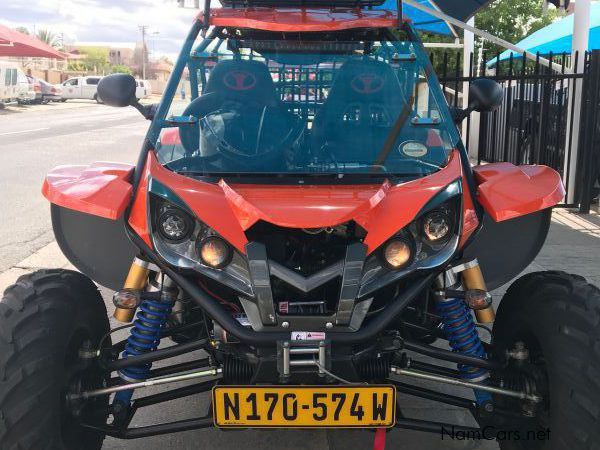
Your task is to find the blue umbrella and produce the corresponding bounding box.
[489,2,600,65]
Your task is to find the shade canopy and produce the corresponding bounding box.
[378,0,491,35]
[490,2,600,65]
[0,24,65,59]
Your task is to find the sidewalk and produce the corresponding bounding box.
[1,208,599,449]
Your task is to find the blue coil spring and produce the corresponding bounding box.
[437,297,491,404]
[118,298,174,382]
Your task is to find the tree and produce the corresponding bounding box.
[475,0,559,55]
[110,64,133,75]
[421,0,561,77]
[81,47,109,73]
[15,26,30,35]
[36,29,61,49]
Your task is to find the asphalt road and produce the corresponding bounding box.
[0,101,495,450]
[0,101,146,272]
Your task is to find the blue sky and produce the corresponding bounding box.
[1,0,199,59]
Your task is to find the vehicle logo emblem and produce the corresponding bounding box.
[223,70,257,91]
[351,73,384,94]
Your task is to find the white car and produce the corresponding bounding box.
[0,62,20,108]
[135,79,151,100]
[61,76,103,102]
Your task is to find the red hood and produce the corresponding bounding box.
[148,151,464,254]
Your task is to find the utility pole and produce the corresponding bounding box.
[138,25,148,80]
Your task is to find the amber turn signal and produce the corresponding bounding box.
[198,236,232,269]
[383,238,413,270]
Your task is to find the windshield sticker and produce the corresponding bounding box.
[400,141,428,158]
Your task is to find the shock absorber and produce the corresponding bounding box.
[435,260,493,406]
[113,276,178,408]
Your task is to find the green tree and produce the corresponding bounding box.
[81,47,109,73]
[110,64,133,75]
[422,0,560,77]
[475,0,559,55]
[36,29,60,48]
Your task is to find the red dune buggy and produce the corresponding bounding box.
[1,1,599,449]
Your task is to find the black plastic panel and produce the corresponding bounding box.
[463,209,552,291]
[51,204,137,290]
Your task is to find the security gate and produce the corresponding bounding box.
[436,49,600,212]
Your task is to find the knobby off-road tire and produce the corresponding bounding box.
[0,269,111,450]
[493,271,600,450]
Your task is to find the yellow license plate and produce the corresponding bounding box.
[213,385,396,428]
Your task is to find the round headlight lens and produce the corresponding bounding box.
[383,238,413,270]
[157,208,193,242]
[423,211,452,243]
[198,236,232,269]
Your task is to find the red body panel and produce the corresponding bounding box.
[148,151,464,255]
[206,8,398,32]
[42,162,134,220]
[160,128,182,146]
[473,163,565,222]
[128,167,153,248]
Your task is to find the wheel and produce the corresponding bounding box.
[493,271,600,450]
[94,94,103,104]
[0,269,111,450]
[60,99,67,102]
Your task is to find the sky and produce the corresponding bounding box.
[1,0,200,60]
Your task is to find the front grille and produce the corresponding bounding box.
[245,220,366,276]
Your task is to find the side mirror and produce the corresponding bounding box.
[98,74,157,120]
[97,74,137,107]
[468,78,503,113]
[451,78,503,124]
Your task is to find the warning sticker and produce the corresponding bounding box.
[291,332,326,341]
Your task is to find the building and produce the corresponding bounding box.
[66,42,136,67]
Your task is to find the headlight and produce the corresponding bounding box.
[198,236,232,269]
[382,237,414,270]
[422,210,452,243]
[157,207,193,242]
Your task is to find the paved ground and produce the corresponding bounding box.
[0,100,146,272]
[1,102,599,449]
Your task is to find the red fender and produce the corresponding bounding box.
[473,163,565,222]
[42,162,134,220]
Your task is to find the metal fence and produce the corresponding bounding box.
[435,50,600,212]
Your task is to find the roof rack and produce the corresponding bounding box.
[220,0,387,7]
[200,0,402,33]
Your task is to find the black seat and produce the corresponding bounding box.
[311,58,406,163]
[180,59,286,154]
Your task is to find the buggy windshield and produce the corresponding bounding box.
[157,28,459,179]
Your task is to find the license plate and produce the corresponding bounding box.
[212,385,396,428]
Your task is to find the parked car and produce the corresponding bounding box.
[136,79,151,99]
[39,79,63,103]
[0,62,20,108]
[61,76,103,102]
[16,71,36,105]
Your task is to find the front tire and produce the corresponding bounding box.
[493,271,600,450]
[0,270,111,450]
